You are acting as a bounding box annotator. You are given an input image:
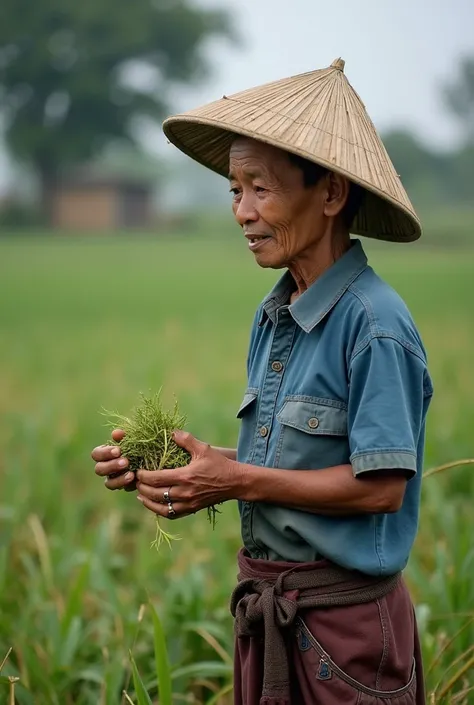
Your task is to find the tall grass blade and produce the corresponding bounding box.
[424,459,474,479]
[206,682,233,705]
[451,685,474,703]
[60,560,90,639]
[427,617,474,675]
[129,653,153,705]
[0,649,13,673]
[150,603,173,705]
[193,627,232,665]
[28,514,54,591]
[121,604,147,705]
[172,662,233,680]
[437,652,474,701]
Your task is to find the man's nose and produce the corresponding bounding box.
[234,193,258,226]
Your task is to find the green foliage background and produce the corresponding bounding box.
[0,230,473,703]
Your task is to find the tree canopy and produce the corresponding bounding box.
[0,0,234,182]
[442,56,474,146]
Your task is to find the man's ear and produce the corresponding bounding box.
[323,172,350,218]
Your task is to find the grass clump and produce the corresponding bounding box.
[102,391,219,549]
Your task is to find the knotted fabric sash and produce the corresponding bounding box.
[230,549,401,702]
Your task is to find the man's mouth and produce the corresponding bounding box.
[247,235,272,252]
[247,235,271,244]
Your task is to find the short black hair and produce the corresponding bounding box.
[288,153,365,229]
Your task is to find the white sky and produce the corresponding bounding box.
[167,0,473,150]
[1,0,472,192]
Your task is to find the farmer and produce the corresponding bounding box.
[92,59,432,705]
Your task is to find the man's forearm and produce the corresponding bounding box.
[234,462,408,515]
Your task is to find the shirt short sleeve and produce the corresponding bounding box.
[348,335,432,477]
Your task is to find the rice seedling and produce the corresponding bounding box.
[102,391,220,549]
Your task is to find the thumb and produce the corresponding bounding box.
[172,430,205,458]
[112,428,126,442]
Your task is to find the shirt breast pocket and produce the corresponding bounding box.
[274,396,350,470]
[236,388,259,463]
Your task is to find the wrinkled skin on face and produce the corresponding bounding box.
[228,137,351,297]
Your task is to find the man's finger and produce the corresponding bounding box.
[135,468,183,486]
[104,472,135,491]
[136,494,190,518]
[112,429,126,442]
[173,430,207,458]
[91,444,122,462]
[135,481,183,503]
[95,457,129,477]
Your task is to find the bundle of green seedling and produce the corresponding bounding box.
[102,392,220,549]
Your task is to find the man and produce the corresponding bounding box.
[92,58,432,704]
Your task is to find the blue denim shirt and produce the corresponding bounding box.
[236,239,433,576]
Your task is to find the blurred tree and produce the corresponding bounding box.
[448,144,474,203]
[442,55,474,146]
[383,130,439,180]
[0,0,234,219]
[383,129,450,206]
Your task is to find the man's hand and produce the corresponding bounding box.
[135,430,242,519]
[91,429,136,491]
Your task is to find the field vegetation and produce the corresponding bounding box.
[0,228,473,704]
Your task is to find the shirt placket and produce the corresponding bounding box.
[241,307,296,556]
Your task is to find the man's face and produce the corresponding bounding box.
[228,138,329,269]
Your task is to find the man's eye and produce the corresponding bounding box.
[255,186,266,193]
[229,187,241,196]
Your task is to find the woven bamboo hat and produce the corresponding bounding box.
[163,58,421,242]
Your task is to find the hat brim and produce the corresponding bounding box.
[163,116,421,243]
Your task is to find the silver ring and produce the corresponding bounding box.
[167,502,176,518]
[162,487,172,503]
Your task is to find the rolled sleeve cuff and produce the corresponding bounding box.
[350,450,417,477]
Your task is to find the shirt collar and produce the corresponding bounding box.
[259,239,368,333]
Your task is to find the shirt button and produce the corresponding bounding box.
[271,361,283,372]
[308,417,319,429]
[260,426,269,438]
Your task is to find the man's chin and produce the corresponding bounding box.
[253,252,286,270]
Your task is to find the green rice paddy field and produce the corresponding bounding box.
[0,232,473,704]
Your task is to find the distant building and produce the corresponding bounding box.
[51,171,154,231]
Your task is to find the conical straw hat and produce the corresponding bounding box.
[163,58,421,242]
